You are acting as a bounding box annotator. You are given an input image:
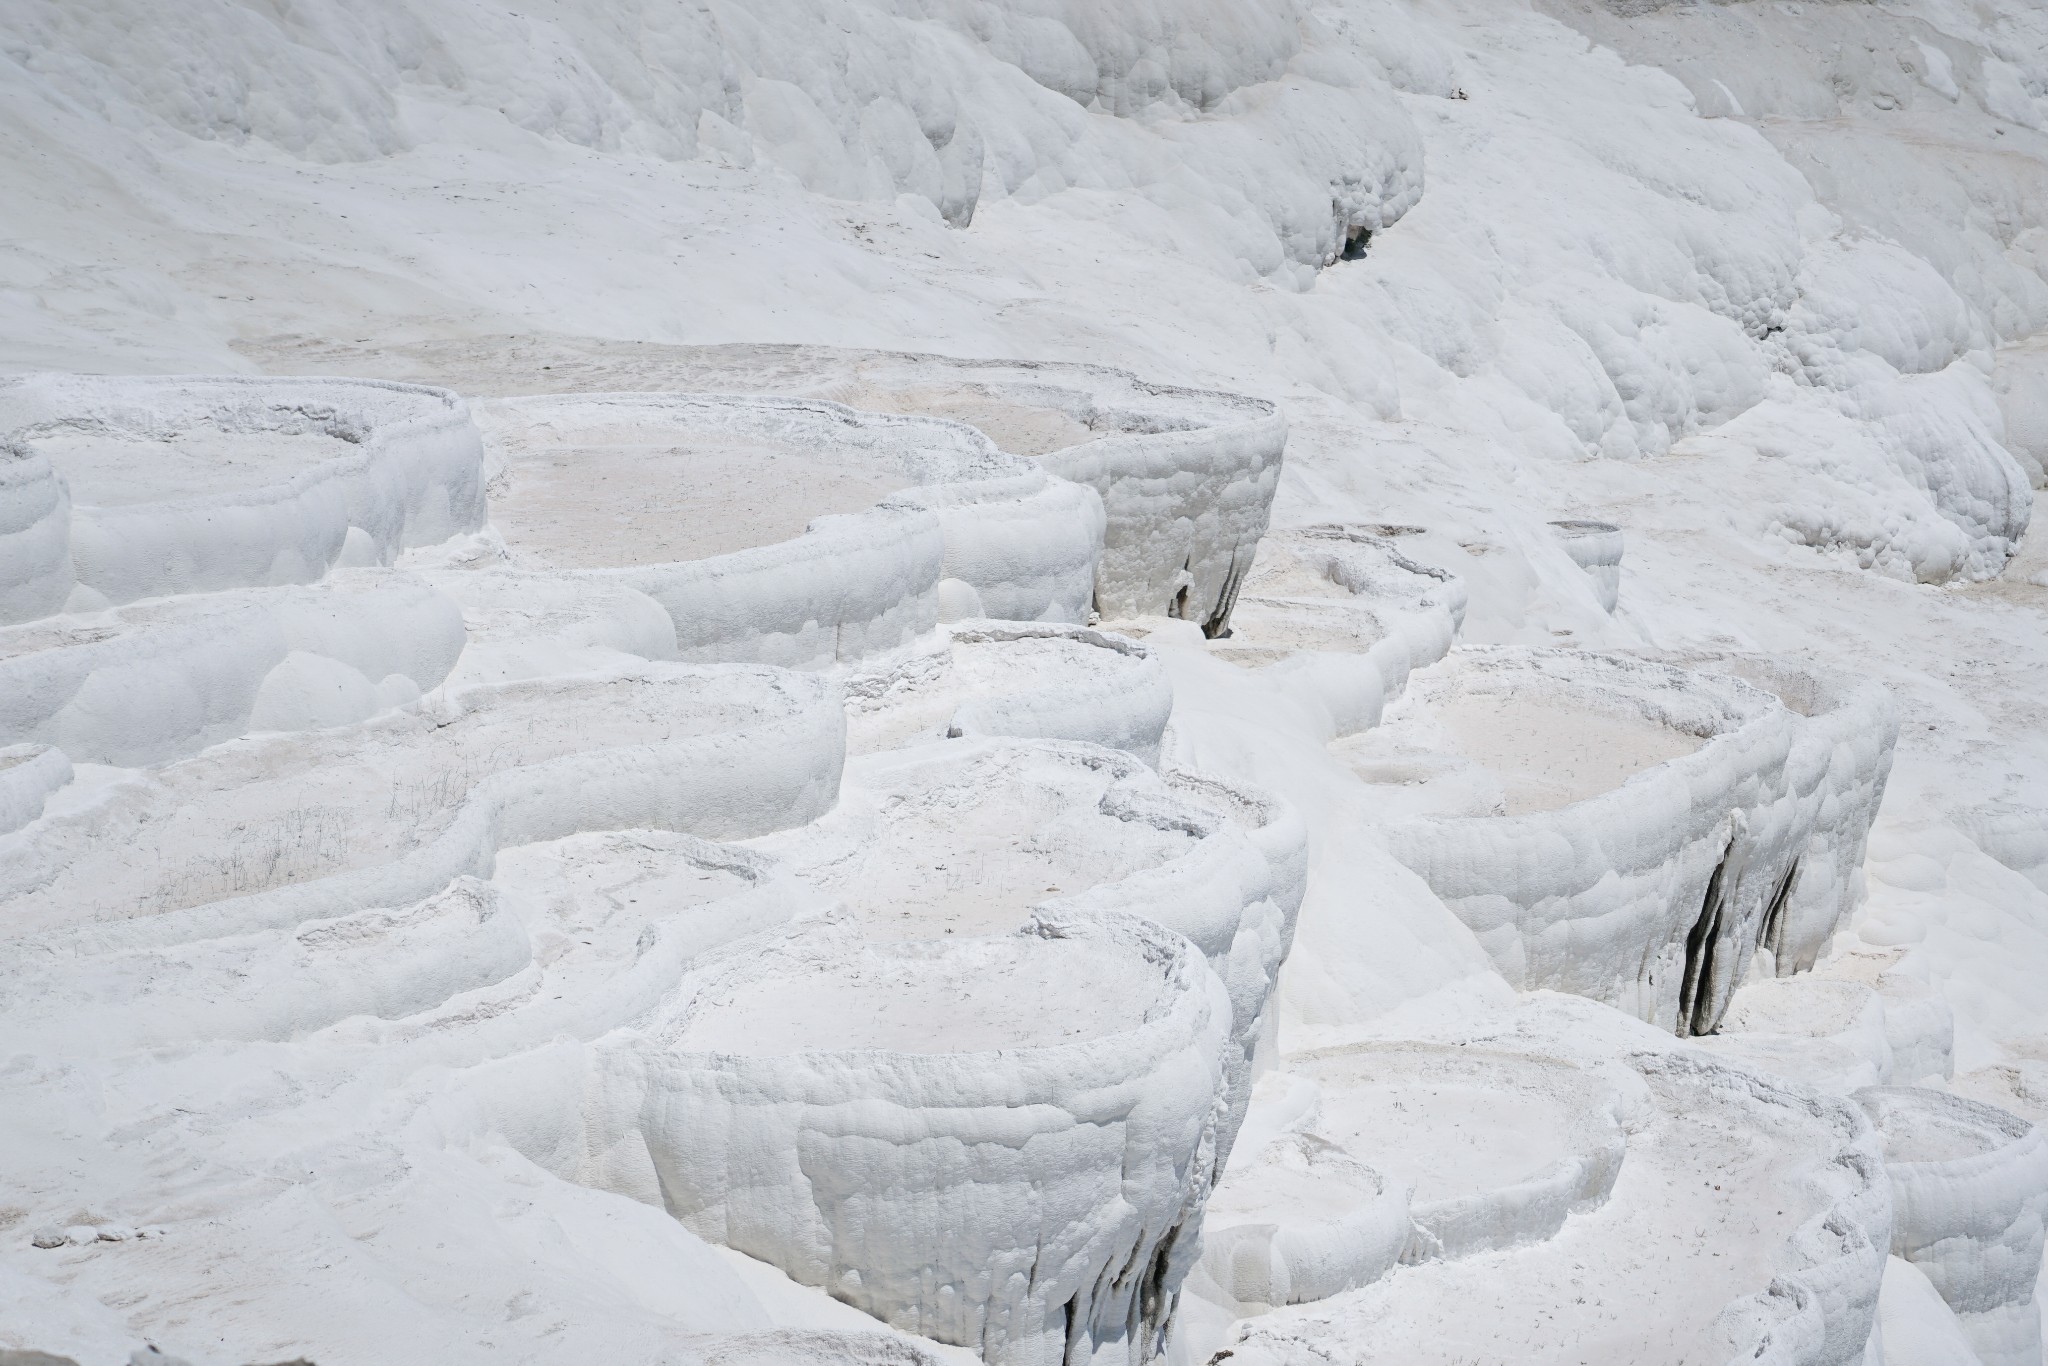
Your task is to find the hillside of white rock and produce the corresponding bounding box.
[1,0,2046,1363]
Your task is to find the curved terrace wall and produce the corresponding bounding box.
[567,345,1287,636]
[0,373,487,615]
[1378,648,1826,1035]
[474,392,1103,668]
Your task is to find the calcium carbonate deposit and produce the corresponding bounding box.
[1,0,2046,1363]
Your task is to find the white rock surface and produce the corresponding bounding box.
[1372,647,1887,1035]
[0,374,486,613]
[1197,1125,1411,1314]
[638,910,1233,1366]
[461,345,1289,636]
[1303,1043,1627,1263]
[847,621,1176,766]
[0,742,70,837]
[0,575,466,766]
[1877,1254,1982,1366]
[1217,1050,1891,1366]
[2,0,2046,1358]
[1813,947,1958,1087]
[1201,1039,1631,1319]
[1220,522,1466,740]
[473,391,1104,666]
[0,664,845,952]
[740,735,1300,1167]
[1646,652,1899,977]
[1856,1087,2048,1366]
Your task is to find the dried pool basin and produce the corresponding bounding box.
[745,737,1212,943]
[1336,672,1706,820]
[846,622,1173,766]
[477,392,1016,568]
[0,665,843,945]
[639,911,1233,1366]
[675,930,1179,1056]
[1290,1044,1627,1262]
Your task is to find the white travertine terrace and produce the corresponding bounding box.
[472,392,1102,668]
[1641,651,1899,977]
[0,345,1308,1366]
[1688,1057,1894,1366]
[1197,1042,1628,1318]
[541,345,1288,636]
[1227,524,1469,655]
[1197,1127,1412,1313]
[1807,948,1956,1087]
[1309,1044,1628,1264]
[9,0,2048,1352]
[742,738,1233,943]
[0,575,467,766]
[434,591,1174,769]
[1220,1045,1628,1274]
[0,374,486,617]
[824,355,1286,635]
[1856,1087,2048,1366]
[1217,1049,1893,1366]
[0,350,2000,1366]
[0,665,846,955]
[845,621,1176,766]
[634,910,1233,1366]
[1371,647,1895,1035]
[1218,523,1466,739]
[741,736,1301,1166]
[1163,766,1310,1084]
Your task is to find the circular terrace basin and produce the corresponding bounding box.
[1227,523,1463,626]
[818,384,1097,456]
[44,427,359,507]
[1861,1085,2036,1166]
[746,738,1207,941]
[1201,1131,1411,1310]
[1291,1043,1627,1261]
[477,394,1015,568]
[491,830,765,973]
[0,668,817,937]
[467,392,1102,668]
[1856,1085,2048,1366]
[621,345,1285,632]
[1222,524,1464,660]
[643,910,1230,1366]
[481,404,927,567]
[1335,648,1716,820]
[1429,689,1702,815]
[0,374,485,608]
[846,623,1173,764]
[1220,1053,1888,1366]
[676,927,1171,1056]
[3,374,469,512]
